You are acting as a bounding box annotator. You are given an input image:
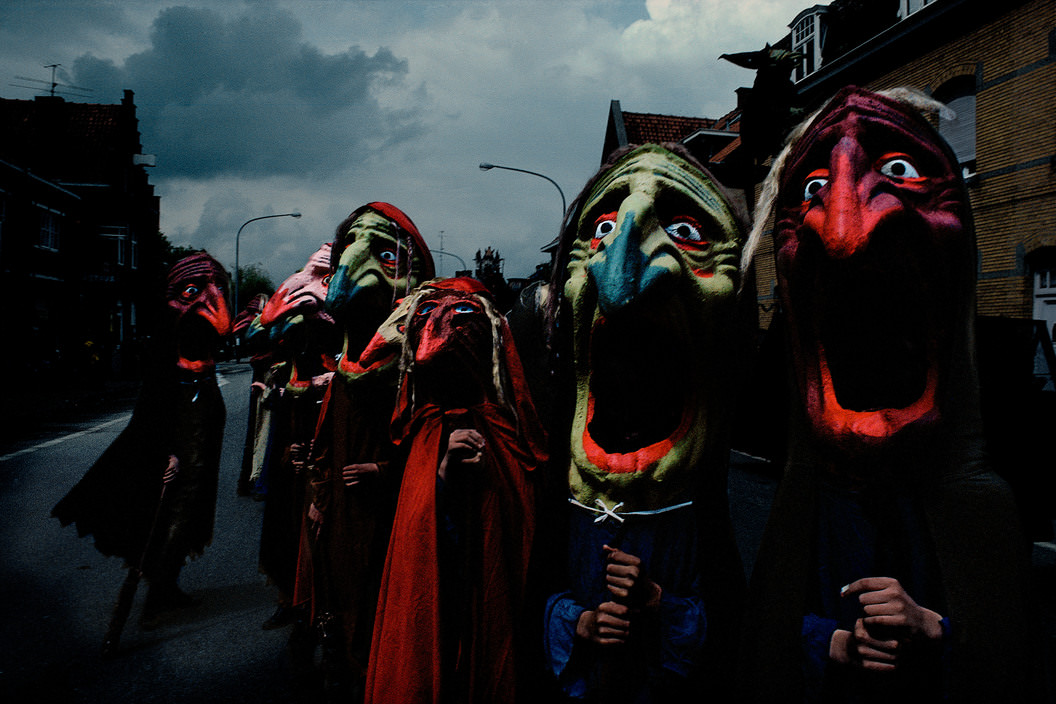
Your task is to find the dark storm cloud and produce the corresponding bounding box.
[69,4,421,179]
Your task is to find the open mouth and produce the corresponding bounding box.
[583,307,692,471]
[795,219,940,439]
[817,252,929,412]
[177,314,221,368]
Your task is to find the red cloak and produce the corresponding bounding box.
[365,400,543,703]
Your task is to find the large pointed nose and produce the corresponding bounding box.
[414,312,448,366]
[588,193,676,315]
[199,282,232,335]
[326,240,377,315]
[258,287,289,326]
[806,136,875,259]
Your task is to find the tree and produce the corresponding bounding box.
[236,263,275,313]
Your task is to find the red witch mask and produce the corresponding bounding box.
[165,252,232,372]
[404,281,496,406]
[772,87,971,453]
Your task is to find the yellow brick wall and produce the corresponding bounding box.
[753,0,1055,326]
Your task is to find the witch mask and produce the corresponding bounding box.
[768,87,974,457]
[559,144,746,511]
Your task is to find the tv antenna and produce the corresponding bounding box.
[11,64,93,99]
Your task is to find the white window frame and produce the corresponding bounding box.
[35,204,62,251]
[100,225,130,267]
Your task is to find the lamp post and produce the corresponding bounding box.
[479,162,566,220]
[234,212,301,313]
[431,249,467,274]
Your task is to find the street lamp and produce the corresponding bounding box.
[431,249,467,273]
[234,212,301,313]
[479,162,566,219]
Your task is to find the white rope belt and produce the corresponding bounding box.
[569,497,694,524]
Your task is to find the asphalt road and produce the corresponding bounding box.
[1,362,1052,702]
[0,363,302,704]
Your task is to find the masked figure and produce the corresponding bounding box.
[298,203,434,693]
[251,243,340,631]
[365,278,546,704]
[53,252,231,623]
[539,143,752,701]
[235,293,270,497]
[736,86,1042,702]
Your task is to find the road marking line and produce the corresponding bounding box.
[0,414,132,463]
[0,370,233,463]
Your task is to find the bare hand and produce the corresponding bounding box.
[575,601,631,646]
[439,428,485,480]
[842,577,944,641]
[604,545,662,609]
[163,455,180,484]
[830,577,944,672]
[342,463,380,487]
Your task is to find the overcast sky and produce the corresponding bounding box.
[1,0,816,285]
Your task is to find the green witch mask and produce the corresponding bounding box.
[562,144,745,511]
[325,203,434,362]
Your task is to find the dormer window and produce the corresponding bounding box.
[790,7,827,82]
[899,0,937,19]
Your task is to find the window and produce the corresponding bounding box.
[935,77,977,178]
[899,0,936,19]
[791,12,822,82]
[37,206,61,250]
[100,225,129,267]
[793,16,814,45]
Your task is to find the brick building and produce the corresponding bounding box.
[0,90,162,384]
[758,0,1055,338]
[603,0,1055,339]
[599,0,1055,494]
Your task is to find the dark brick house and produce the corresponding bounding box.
[0,90,162,384]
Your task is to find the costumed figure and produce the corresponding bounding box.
[253,243,340,631]
[53,252,232,635]
[243,305,291,501]
[298,203,435,694]
[736,86,1045,702]
[234,292,270,497]
[364,277,547,704]
[539,143,753,701]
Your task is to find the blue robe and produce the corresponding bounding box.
[543,502,707,702]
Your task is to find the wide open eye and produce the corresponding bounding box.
[181,284,200,299]
[664,216,707,248]
[322,274,332,287]
[878,153,922,180]
[593,212,617,241]
[802,169,829,202]
[379,250,397,264]
[453,302,479,314]
[415,301,438,316]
